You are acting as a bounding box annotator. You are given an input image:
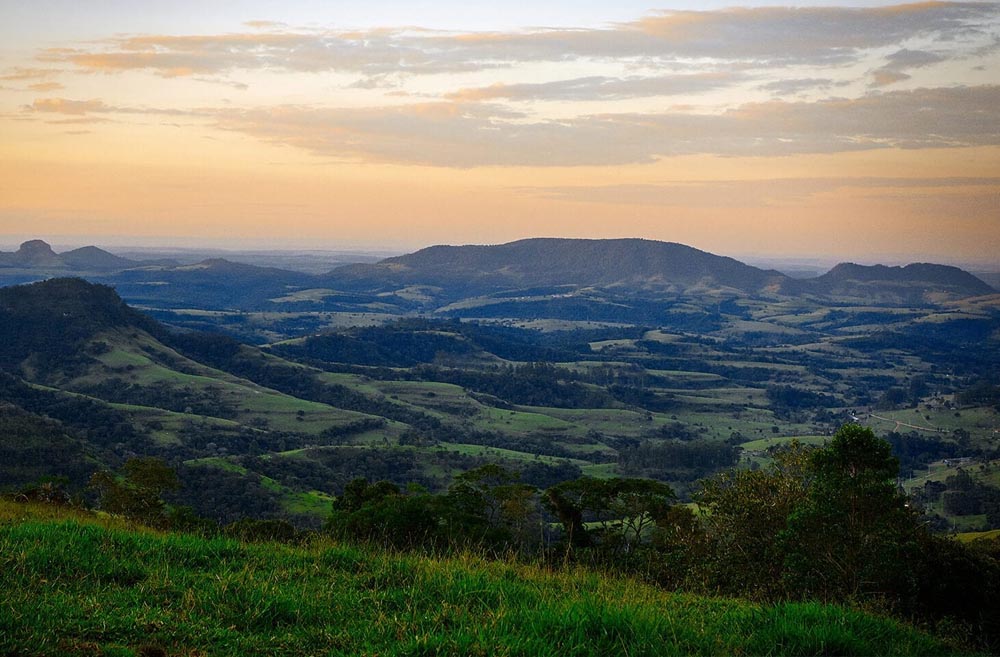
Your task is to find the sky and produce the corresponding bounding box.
[1,1,999,264]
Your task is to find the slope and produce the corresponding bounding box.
[0,501,965,657]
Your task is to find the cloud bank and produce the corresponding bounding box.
[17,2,1000,168]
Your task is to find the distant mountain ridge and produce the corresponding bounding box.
[0,238,993,313]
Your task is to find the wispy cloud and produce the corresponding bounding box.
[39,3,999,81]
[210,85,1000,167]
[27,82,65,92]
[0,67,62,81]
[627,3,993,63]
[446,73,743,102]
[870,47,949,87]
[26,97,194,120]
[758,78,847,95]
[30,98,113,115]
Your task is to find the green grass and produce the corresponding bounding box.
[957,529,1000,543]
[184,457,249,475]
[282,490,336,516]
[0,502,967,657]
[185,459,334,517]
[531,408,668,437]
[740,435,829,451]
[75,331,381,437]
[580,462,620,479]
[477,407,577,435]
[437,442,591,467]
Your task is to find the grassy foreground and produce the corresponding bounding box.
[0,502,967,657]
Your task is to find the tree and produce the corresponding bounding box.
[447,464,541,551]
[88,457,180,526]
[781,424,921,602]
[544,476,676,565]
[694,441,813,599]
[333,478,400,513]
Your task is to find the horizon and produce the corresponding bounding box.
[2,1,999,263]
[1,233,998,272]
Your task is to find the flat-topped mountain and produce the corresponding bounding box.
[795,261,996,304]
[819,262,995,292]
[0,240,136,271]
[328,238,789,297]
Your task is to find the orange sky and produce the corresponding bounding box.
[1,2,999,264]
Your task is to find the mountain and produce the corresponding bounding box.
[0,240,137,272]
[60,245,137,271]
[0,277,156,371]
[327,238,789,298]
[1,238,994,322]
[799,262,996,304]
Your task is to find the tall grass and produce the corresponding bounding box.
[0,502,969,656]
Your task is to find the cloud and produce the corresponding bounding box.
[244,20,286,29]
[25,97,194,119]
[30,98,112,115]
[420,2,1000,67]
[446,73,742,102]
[627,4,993,63]
[885,48,948,69]
[871,70,911,87]
[39,3,1000,80]
[27,82,65,92]
[758,78,847,95]
[40,31,486,78]
[0,67,62,81]
[17,6,999,170]
[213,85,1000,167]
[870,47,949,86]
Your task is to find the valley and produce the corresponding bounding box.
[1,238,998,534]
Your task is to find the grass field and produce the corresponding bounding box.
[739,435,829,451]
[957,529,1000,543]
[75,330,382,436]
[0,501,969,657]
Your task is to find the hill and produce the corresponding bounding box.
[327,237,789,298]
[1,276,998,528]
[798,262,996,304]
[0,279,662,522]
[0,240,137,272]
[0,500,966,657]
[2,238,993,319]
[0,277,157,371]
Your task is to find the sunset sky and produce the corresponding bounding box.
[1,1,998,264]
